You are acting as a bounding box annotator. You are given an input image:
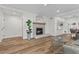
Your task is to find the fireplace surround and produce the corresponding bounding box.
[33,22,45,37]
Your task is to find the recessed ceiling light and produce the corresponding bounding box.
[56,9,60,13]
[44,4,47,6]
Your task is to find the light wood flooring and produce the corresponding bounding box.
[0,34,73,54]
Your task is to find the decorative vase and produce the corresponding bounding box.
[27,33,31,40]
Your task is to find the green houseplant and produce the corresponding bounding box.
[26,19,32,40]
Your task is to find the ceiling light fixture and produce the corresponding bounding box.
[56,9,60,13]
[44,4,47,6]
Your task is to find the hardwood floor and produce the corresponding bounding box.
[0,36,64,54]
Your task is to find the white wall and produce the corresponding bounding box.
[0,7,22,41]
[54,17,65,36]
[45,17,55,36]
[0,10,4,42]
[0,6,56,41]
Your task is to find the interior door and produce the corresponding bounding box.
[4,14,22,39]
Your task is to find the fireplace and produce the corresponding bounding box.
[33,22,45,37]
[36,28,43,35]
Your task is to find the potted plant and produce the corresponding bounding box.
[26,19,32,40]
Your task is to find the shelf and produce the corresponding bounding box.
[33,22,46,25]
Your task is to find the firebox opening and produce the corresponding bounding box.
[36,28,43,35]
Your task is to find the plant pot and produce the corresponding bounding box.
[27,33,31,40]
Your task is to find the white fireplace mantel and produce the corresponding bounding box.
[33,22,46,37]
[33,22,46,25]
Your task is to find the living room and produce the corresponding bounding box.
[0,4,79,54]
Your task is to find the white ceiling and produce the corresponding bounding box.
[1,4,79,17]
